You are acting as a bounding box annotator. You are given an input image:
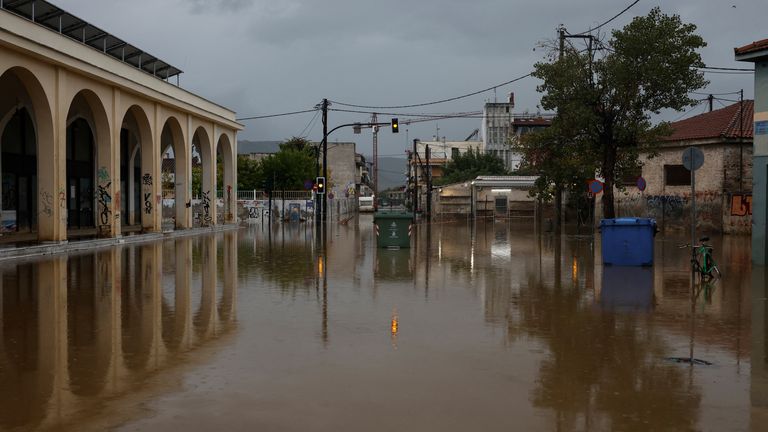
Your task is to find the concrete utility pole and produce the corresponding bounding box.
[322,98,329,222]
[372,112,378,207]
[426,145,432,220]
[413,139,419,218]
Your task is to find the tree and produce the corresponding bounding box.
[237,155,262,190]
[435,149,508,185]
[260,148,316,191]
[280,136,314,153]
[518,7,707,218]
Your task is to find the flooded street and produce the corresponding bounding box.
[0,216,766,431]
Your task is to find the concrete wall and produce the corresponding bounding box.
[327,142,357,198]
[606,141,753,234]
[753,59,768,264]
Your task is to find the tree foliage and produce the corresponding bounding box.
[515,7,707,218]
[436,149,508,185]
[235,137,318,191]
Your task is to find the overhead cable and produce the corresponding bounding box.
[329,73,533,109]
[573,0,640,35]
[237,108,317,121]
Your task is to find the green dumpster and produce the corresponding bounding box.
[374,211,413,248]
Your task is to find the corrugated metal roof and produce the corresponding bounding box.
[472,176,538,187]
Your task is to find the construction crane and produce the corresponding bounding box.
[465,128,480,141]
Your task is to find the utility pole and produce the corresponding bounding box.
[426,145,432,221]
[372,112,378,207]
[739,89,744,191]
[708,94,714,112]
[413,139,419,218]
[321,98,328,222]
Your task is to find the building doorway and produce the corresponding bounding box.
[1,108,37,233]
[66,118,95,229]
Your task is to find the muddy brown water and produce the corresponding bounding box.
[0,216,765,431]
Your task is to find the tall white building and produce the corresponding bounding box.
[482,93,554,171]
[482,95,516,170]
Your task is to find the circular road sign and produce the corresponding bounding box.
[588,179,604,194]
[636,176,647,192]
[682,147,704,171]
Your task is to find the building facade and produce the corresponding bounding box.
[608,101,753,234]
[0,1,241,242]
[482,95,554,171]
[736,38,768,265]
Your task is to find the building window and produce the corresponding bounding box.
[664,165,691,186]
[451,148,459,159]
[620,167,643,186]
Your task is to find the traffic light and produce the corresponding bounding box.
[316,176,326,195]
[391,118,399,133]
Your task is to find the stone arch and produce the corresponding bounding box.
[192,125,214,226]
[118,104,154,231]
[160,116,190,229]
[0,66,57,241]
[65,89,113,236]
[216,132,236,224]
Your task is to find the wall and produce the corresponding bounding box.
[607,141,753,234]
[326,142,357,198]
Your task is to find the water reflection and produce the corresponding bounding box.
[0,232,237,430]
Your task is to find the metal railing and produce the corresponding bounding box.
[232,190,312,201]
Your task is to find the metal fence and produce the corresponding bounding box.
[229,190,312,201]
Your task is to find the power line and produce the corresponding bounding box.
[691,90,743,96]
[699,66,753,72]
[298,109,321,138]
[329,72,532,110]
[237,108,317,121]
[573,0,640,35]
[672,101,704,122]
[329,108,483,118]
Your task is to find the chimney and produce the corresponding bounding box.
[508,92,515,108]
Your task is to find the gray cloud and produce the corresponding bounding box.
[56,0,763,155]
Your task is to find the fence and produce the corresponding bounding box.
[227,190,312,201]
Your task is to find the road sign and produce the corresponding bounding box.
[588,179,604,194]
[636,176,647,192]
[682,147,704,171]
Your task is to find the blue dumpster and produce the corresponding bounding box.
[600,218,657,266]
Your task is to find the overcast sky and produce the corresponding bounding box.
[56,0,763,157]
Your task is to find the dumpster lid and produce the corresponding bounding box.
[374,211,414,219]
[601,218,657,226]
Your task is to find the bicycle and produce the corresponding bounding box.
[678,237,722,281]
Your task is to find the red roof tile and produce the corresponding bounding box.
[735,38,768,56]
[662,100,753,142]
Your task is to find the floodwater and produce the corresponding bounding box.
[0,216,765,431]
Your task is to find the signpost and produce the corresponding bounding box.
[683,147,704,287]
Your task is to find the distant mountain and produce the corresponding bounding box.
[374,157,408,191]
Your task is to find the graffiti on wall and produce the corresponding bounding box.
[40,191,53,217]
[97,182,112,226]
[201,191,212,226]
[730,194,752,217]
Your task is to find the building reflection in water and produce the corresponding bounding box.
[443,221,753,431]
[753,266,768,430]
[0,231,237,430]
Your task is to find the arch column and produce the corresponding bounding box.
[202,126,216,226]
[141,103,161,233]
[39,67,66,242]
[217,129,237,224]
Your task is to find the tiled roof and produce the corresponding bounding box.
[661,100,753,142]
[735,38,768,56]
[512,117,552,127]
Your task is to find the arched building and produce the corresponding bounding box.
[0,1,241,243]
